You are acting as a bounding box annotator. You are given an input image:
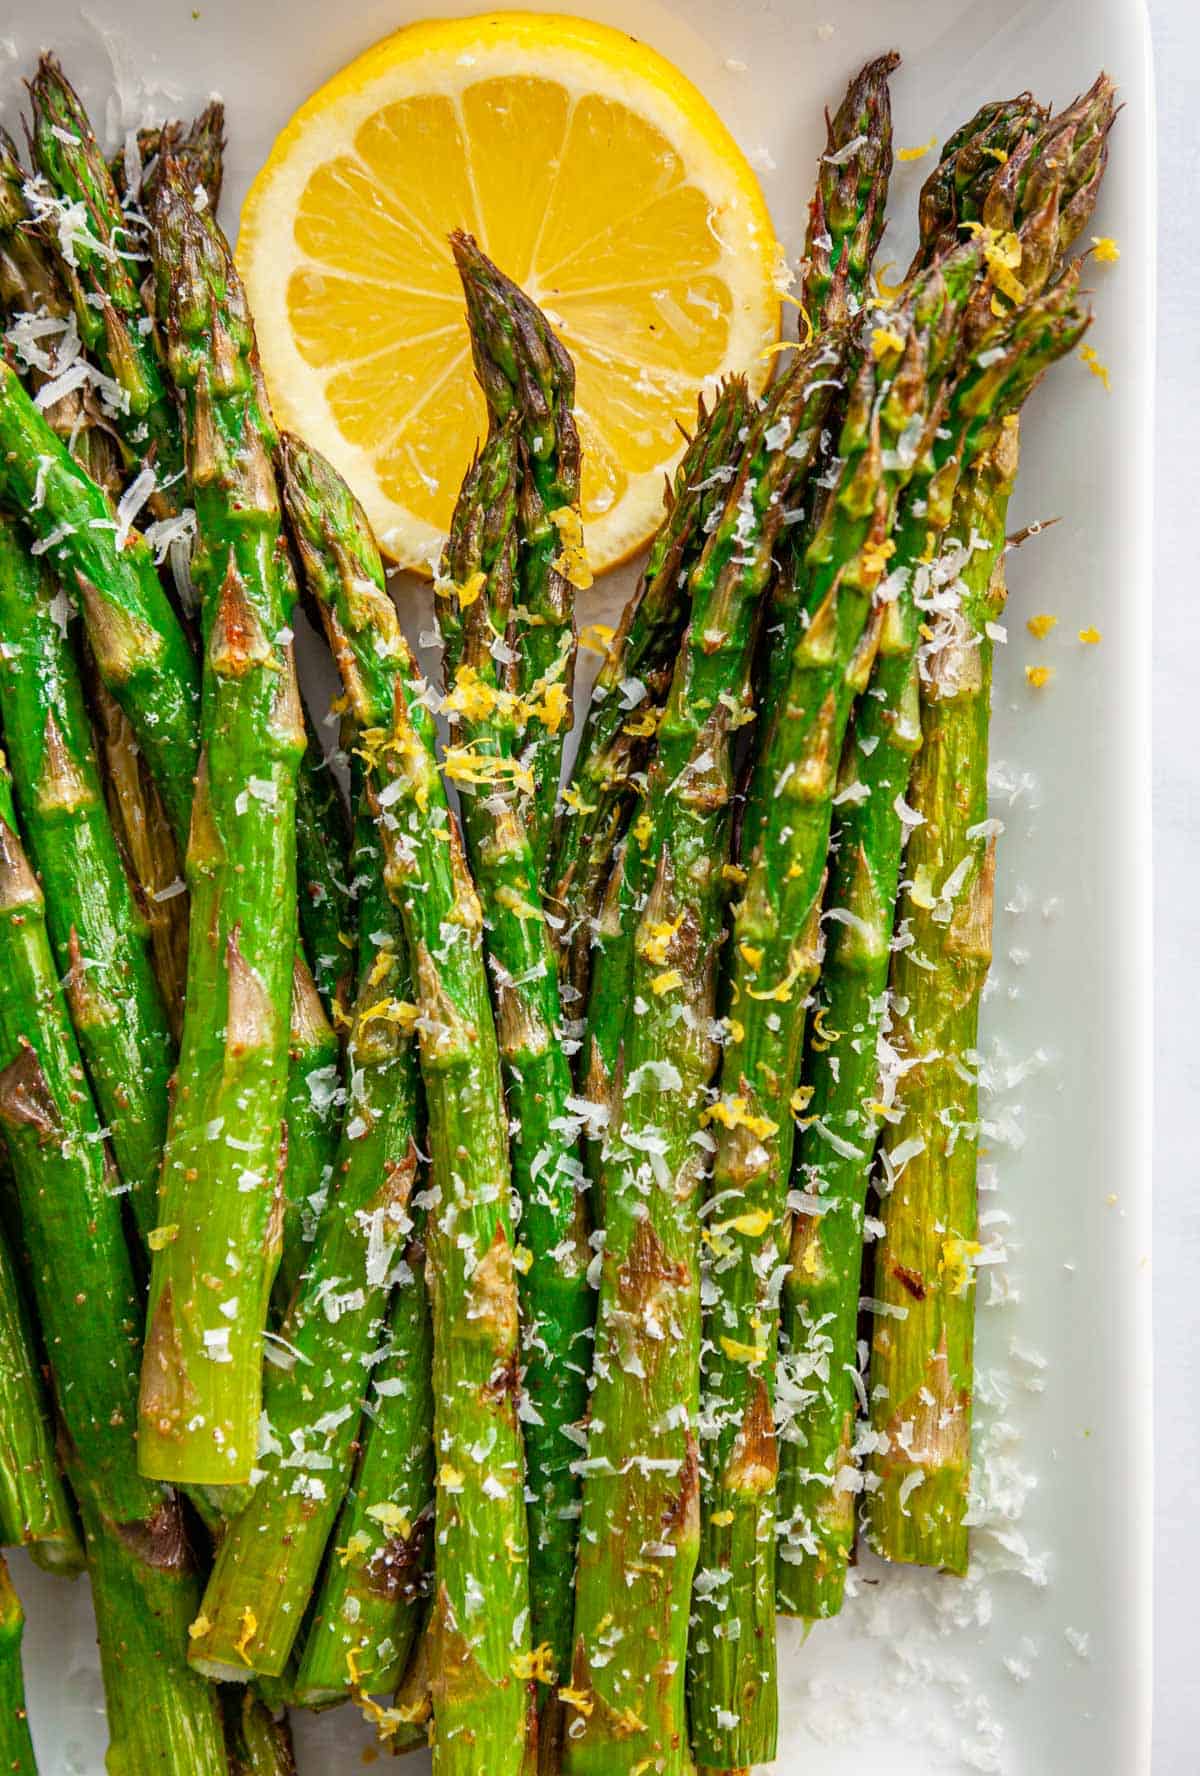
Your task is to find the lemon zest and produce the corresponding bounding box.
[443,742,533,792]
[870,325,905,360]
[640,913,684,967]
[1080,343,1111,391]
[579,623,615,654]
[897,134,937,162]
[940,1237,984,1296]
[703,1096,778,1142]
[790,1084,814,1117]
[1025,664,1054,689]
[548,505,593,590]
[1091,235,1120,262]
[1026,613,1058,639]
[559,785,597,820]
[651,968,684,996]
[365,1502,411,1535]
[720,1334,767,1364]
[1079,626,1102,645]
[513,1643,557,1683]
[234,1607,258,1664]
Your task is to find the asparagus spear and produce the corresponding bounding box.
[28,56,184,503]
[776,82,1112,1619]
[110,102,227,213]
[0,515,174,1250]
[0,1216,82,1574]
[546,380,751,1018]
[563,334,843,1775]
[290,1256,434,1707]
[0,362,200,842]
[0,1558,37,1772]
[0,754,226,1769]
[137,163,305,1487]
[279,433,532,1774]
[863,77,1116,1573]
[0,129,125,502]
[688,240,992,1771]
[452,233,583,875]
[440,265,594,1725]
[272,954,342,1316]
[221,1688,297,1776]
[85,662,190,1035]
[754,53,898,767]
[190,810,422,1680]
[295,712,356,1022]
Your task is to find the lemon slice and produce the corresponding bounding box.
[238,11,781,571]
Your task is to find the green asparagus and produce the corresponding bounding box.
[138,163,305,1487]
[0,1217,82,1574]
[564,333,843,1776]
[452,232,584,875]
[0,753,226,1770]
[688,240,987,1772]
[0,1557,37,1772]
[0,362,200,842]
[756,52,898,776]
[0,515,174,1252]
[440,261,594,1732]
[280,430,532,1773]
[863,76,1116,1572]
[190,810,421,1680]
[28,56,184,503]
[295,712,356,1022]
[777,79,1112,1618]
[547,379,750,1022]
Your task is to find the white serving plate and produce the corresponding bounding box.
[0,1,1153,1771]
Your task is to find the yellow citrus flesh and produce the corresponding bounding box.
[238,11,781,571]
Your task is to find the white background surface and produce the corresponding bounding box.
[0,0,1181,1770]
[1146,4,1199,1773]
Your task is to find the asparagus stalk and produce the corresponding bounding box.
[0,1557,37,1772]
[754,53,898,766]
[688,241,991,1771]
[563,334,843,1775]
[137,164,305,1487]
[28,56,184,503]
[190,815,422,1680]
[110,102,227,213]
[272,954,342,1316]
[863,76,1116,1573]
[452,233,583,875]
[0,755,226,1769]
[0,362,200,842]
[295,712,356,1022]
[440,263,594,1727]
[291,1254,434,1706]
[776,81,1113,1619]
[279,431,532,1773]
[861,424,1014,1572]
[221,1688,297,1776]
[0,515,175,1251]
[85,662,191,1036]
[0,129,124,502]
[0,1217,82,1574]
[546,380,751,1016]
